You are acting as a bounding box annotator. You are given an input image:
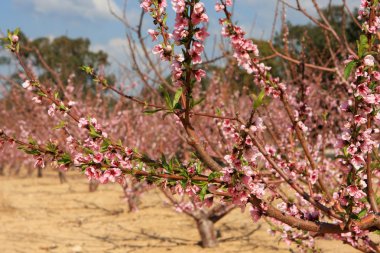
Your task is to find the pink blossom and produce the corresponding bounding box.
[175,54,184,62]
[193,2,204,14]
[171,0,186,13]
[277,202,287,212]
[249,205,262,222]
[78,118,88,128]
[341,131,351,141]
[21,80,31,89]
[372,71,380,80]
[73,154,91,166]
[355,83,370,97]
[34,156,45,169]
[351,154,365,169]
[125,147,133,157]
[171,61,183,80]
[32,97,42,104]
[119,160,132,169]
[92,153,104,164]
[85,166,101,181]
[191,12,208,25]
[152,44,163,55]
[185,184,200,196]
[347,144,358,155]
[147,29,159,41]
[140,0,152,12]
[194,69,206,82]
[47,104,56,117]
[289,205,299,216]
[297,121,308,133]
[11,35,19,43]
[187,166,195,174]
[194,27,209,41]
[100,168,122,184]
[68,101,76,107]
[362,94,376,104]
[354,115,367,125]
[309,170,318,185]
[251,183,265,199]
[346,185,366,199]
[250,117,266,132]
[363,55,374,67]
[58,164,69,172]
[215,3,224,12]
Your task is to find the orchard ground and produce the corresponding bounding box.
[0,170,359,253]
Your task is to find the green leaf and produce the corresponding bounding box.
[191,97,205,109]
[28,137,38,146]
[195,163,202,174]
[253,88,266,109]
[53,120,67,129]
[35,92,46,98]
[164,93,172,110]
[13,27,20,36]
[357,35,369,58]
[215,108,222,116]
[46,141,58,154]
[116,139,123,148]
[80,65,93,75]
[58,153,71,165]
[17,146,41,155]
[144,108,163,115]
[208,171,222,181]
[89,125,102,138]
[357,208,367,219]
[100,139,111,153]
[199,184,208,201]
[172,87,183,108]
[342,146,349,157]
[344,61,357,80]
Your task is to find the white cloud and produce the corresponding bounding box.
[91,37,127,60]
[13,0,122,21]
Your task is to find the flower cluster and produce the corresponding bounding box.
[358,0,380,33]
[145,1,209,87]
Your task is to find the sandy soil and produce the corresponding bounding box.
[0,171,360,253]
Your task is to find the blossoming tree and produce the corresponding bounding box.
[1,0,380,252]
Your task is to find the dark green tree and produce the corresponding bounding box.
[1,31,114,94]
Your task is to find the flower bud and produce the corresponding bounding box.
[21,80,31,89]
[363,55,374,67]
[11,35,19,43]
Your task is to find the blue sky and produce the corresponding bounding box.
[0,0,358,74]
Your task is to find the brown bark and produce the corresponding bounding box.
[58,171,67,184]
[127,196,139,212]
[89,180,99,192]
[37,167,43,178]
[195,216,218,248]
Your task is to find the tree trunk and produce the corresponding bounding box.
[89,180,99,192]
[195,216,217,248]
[127,195,139,212]
[122,180,140,212]
[58,171,67,183]
[37,167,43,178]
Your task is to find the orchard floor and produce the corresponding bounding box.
[0,170,360,253]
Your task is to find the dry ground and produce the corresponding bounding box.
[0,170,360,253]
